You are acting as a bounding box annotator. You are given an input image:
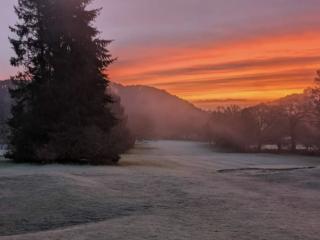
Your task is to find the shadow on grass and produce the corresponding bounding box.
[119,159,181,169]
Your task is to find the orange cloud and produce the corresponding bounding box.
[110,31,320,109]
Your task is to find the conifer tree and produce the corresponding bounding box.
[8,0,125,164]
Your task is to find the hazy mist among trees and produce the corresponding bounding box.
[207,85,320,154]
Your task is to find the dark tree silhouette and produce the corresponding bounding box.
[278,93,312,152]
[243,104,281,152]
[208,106,247,151]
[313,70,320,121]
[8,0,126,164]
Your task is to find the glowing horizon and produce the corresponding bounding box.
[110,31,320,109]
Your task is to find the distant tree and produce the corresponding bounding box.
[208,105,247,151]
[8,0,128,164]
[306,71,320,151]
[264,106,287,151]
[242,104,283,151]
[313,71,320,122]
[278,93,312,152]
[298,121,318,151]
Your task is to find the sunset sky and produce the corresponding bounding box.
[1,0,320,109]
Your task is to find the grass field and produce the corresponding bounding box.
[0,141,320,240]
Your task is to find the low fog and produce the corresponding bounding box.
[110,83,209,140]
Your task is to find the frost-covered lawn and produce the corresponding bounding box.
[0,141,320,240]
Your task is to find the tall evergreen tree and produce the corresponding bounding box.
[8,0,125,164]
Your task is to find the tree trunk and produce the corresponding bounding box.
[290,124,297,153]
[277,143,282,152]
[257,142,262,152]
[291,136,297,152]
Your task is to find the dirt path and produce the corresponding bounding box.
[0,141,320,240]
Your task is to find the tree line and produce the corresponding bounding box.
[207,77,320,154]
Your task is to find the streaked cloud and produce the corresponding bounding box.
[118,56,320,80]
[110,32,320,108]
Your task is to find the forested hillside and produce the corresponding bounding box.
[111,83,209,140]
